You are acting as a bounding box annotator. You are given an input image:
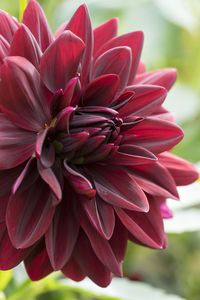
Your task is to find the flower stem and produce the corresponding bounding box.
[19,0,27,22]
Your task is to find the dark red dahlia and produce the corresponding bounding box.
[0,0,198,287]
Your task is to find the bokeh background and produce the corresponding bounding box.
[0,0,200,299]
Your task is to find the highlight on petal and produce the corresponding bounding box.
[22,0,53,52]
[40,31,85,92]
[0,56,51,132]
[0,35,9,65]
[10,24,42,68]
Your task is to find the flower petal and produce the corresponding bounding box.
[24,239,53,280]
[120,85,167,117]
[22,0,53,52]
[128,162,179,199]
[63,161,96,199]
[134,68,177,91]
[40,31,85,92]
[93,46,132,95]
[0,35,9,65]
[6,178,55,248]
[45,184,79,270]
[0,113,36,170]
[65,4,93,86]
[122,117,184,154]
[0,10,19,43]
[82,74,120,106]
[10,24,42,69]
[81,195,115,239]
[78,205,122,277]
[115,197,166,249]
[0,56,51,132]
[95,31,144,84]
[90,165,149,212]
[62,256,85,282]
[74,230,112,287]
[158,152,199,185]
[0,223,30,270]
[93,18,118,56]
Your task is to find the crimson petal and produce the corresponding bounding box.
[74,230,112,287]
[10,24,42,68]
[122,117,184,154]
[40,31,85,93]
[120,85,167,117]
[45,184,79,270]
[93,18,118,56]
[6,178,55,248]
[82,74,120,106]
[63,161,96,199]
[65,4,93,86]
[90,165,149,212]
[95,31,143,84]
[78,205,122,277]
[62,256,85,282]
[58,77,79,110]
[24,239,53,280]
[0,223,30,270]
[158,152,199,185]
[0,113,36,170]
[134,68,177,91]
[81,195,115,239]
[0,35,9,65]
[0,57,51,132]
[115,197,166,249]
[22,0,53,52]
[93,46,132,95]
[0,10,19,43]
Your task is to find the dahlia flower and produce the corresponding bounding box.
[0,0,198,287]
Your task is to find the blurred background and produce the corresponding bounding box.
[0,0,200,299]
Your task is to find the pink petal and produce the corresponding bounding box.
[136,61,146,75]
[63,161,96,199]
[40,31,85,93]
[158,152,199,185]
[55,21,68,39]
[90,165,149,212]
[0,223,30,270]
[0,113,36,170]
[81,195,115,239]
[93,18,118,56]
[78,206,122,277]
[0,56,51,132]
[134,68,177,91]
[62,256,85,282]
[160,202,173,219]
[22,0,53,52]
[0,10,19,43]
[115,197,166,249]
[24,239,53,280]
[45,184,79,270]
[120,85,167,117]
[82,74,120,106]
[65,4,93,86]
[122,117,184,154]
[6,178,55,248]
[93,46,132,95]
[10,24,42,68]
[0,35,9,65]
[74,230,112,287]
[95,31,144,84]
[129,162,179,199]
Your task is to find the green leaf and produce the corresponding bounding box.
[0,270,12,291]
[60,278,185,300]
